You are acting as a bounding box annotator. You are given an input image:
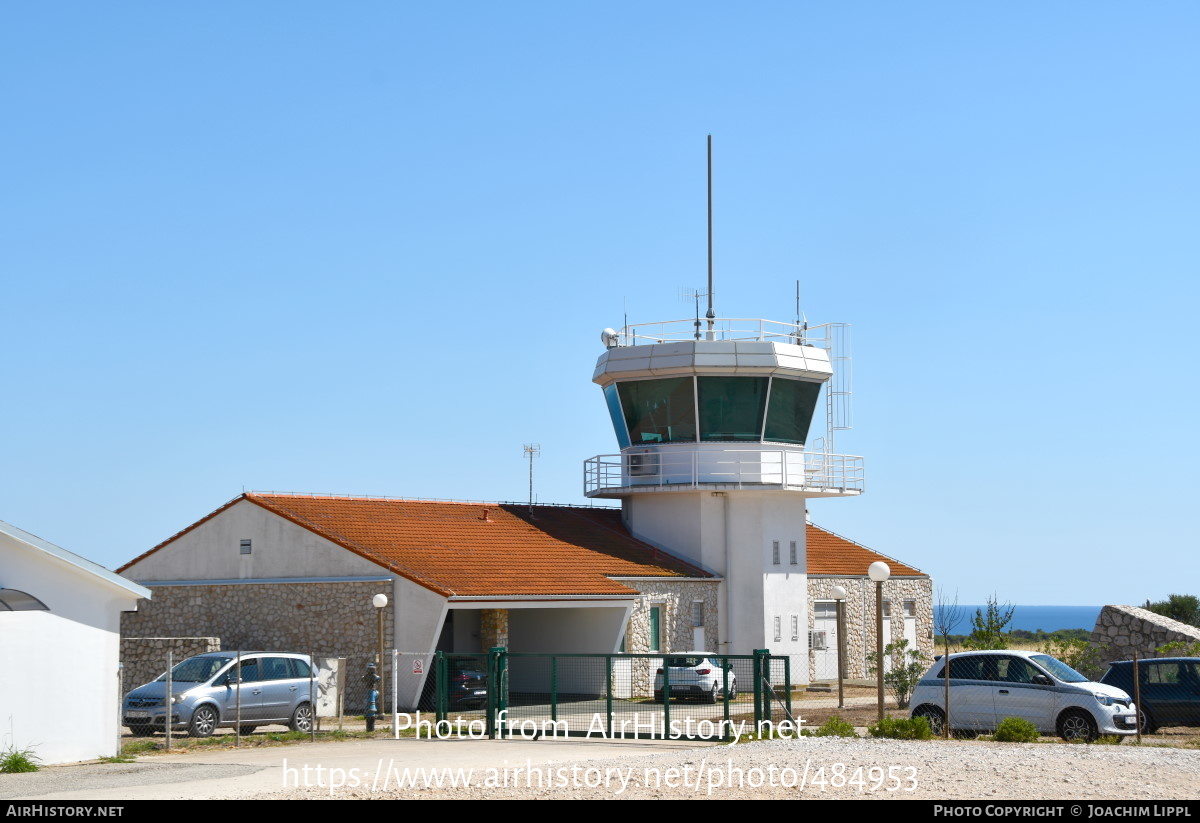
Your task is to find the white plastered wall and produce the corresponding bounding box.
[123,499,390,581]
[0,534,143,764]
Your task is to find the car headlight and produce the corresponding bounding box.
[172,692,189,704]
[1093,692,1115,707]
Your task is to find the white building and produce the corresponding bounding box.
[583,317,865,680]
[1,520,150,764]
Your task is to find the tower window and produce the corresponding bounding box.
[789,540,798,565]
[791,615,799,641]
[771,541,780,565]
[773,616,782,642]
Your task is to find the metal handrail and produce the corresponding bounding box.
[583,449,865,495]
[612,318,844,349]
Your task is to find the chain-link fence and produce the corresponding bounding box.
[118,648,797,746]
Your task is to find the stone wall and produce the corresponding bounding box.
[808,576,934,680]
[622,579,720,697]
[120,637,221,693]
[480,609,509,649]
[1089,605,1200,667]
[120,581,394,666]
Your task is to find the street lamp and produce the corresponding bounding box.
[372,593,388,727]
[868,561,891,721]
[831,585,847,709]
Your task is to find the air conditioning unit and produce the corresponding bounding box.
[627,451,660,477]
[809,630,828,650]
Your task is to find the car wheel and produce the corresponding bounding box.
[706,683,719,704]
[238,725,257,736]
[912,704,945,736]
[289,703,314,733]
[127,724,154,737]
[188,705,219,738]
[1138,708,1157,735]
[726,679,738,700]
[1058,710,1098,742]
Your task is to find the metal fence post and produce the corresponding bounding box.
[165,651,172,752]
[752,648,768,730]
[550,656,558,726]
[605,655,613,740]
[310,650,317,742]
[392,648,399,739]
[784,655,792,726]
[721,656,731,740]
[662,656,671,735]
[436,651,447,726]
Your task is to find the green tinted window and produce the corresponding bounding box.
[618,378,696,443]
[698,377,767,441]
[764,378,821,445]
[603,384,631,448]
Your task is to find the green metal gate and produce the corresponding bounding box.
[430,648,792,742]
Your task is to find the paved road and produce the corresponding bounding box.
[0,737,710,801]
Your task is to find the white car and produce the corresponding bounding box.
[653,653,737,703]
[909,650,1138,741]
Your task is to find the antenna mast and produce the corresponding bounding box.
[706,135,715,337]
[523,443,541,517]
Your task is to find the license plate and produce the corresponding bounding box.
[127,710,150,719]
[473,690,487,696]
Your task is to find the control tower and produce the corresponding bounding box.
[584,317,863,677]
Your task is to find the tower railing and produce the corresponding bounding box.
[583,449,865,496]
[611,318,844,349]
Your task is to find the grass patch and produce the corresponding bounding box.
[0,747,40,773]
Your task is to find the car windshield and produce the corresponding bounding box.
[1031,654,1089,683]
[156,655,234,683]
[665,657,706,668]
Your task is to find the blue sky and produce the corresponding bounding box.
[2,3,1196,606]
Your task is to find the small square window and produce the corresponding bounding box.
[692,601,704,628]
[239,539,252,555]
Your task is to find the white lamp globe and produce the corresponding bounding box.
[867,561,891,583]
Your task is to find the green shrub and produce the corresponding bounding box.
[866,639,929,709]
[993,716,1040,743]
[812,717,858,738]
[0,747,40,773]
[867,716,932,740]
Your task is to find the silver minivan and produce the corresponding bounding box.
[123,651,315,737]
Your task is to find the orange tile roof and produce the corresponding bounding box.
[122,494,712,598]
[806,522,925,577]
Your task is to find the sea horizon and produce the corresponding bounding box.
[934,604,1103,634]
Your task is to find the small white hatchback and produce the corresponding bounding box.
[909,650,1137,740]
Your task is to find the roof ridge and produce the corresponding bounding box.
[808,521,926,575]
[248,491,618,511]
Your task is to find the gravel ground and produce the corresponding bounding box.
[256,737,1200,800]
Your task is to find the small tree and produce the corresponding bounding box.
[1143,594,1200,628]
[963,594,1015,650]
[866,639,928,709]
[1039,635,1102,680]
[934,588,964,739]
